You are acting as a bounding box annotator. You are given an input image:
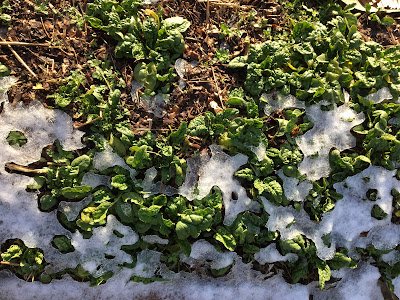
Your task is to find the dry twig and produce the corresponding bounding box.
[0,37,38,78]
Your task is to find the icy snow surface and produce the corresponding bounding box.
[254,244,298,264]
[277,169,312,202]
[93,143,136,179]
[296,91,365,180]
[263,165,400,260]
[179,144,260,225]
[181,240,236,270]
[366,87,393,103]
[261,92,305,116]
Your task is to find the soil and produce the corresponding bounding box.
[2,0,399,136]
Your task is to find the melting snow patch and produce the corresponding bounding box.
[261,197,335,260]
[254,244,298,264]
[58,196,93,222]
[0,101,84,168]
[326,165,399,250]
[175,58,192,89]
[51,215,138,276]
[277,169,312,202]
[313,262,383,300]
[0,76,17,105]
[81,172,111,189]
[131,249,162,278]
[140,94,167,118]
[142,166,177,197]
[179,144,260,225]
[93,143,136,180]
[296,91,364,180]
[142,235,169,245]
[366,87,393,103]
[181,240,236,270]
[261,92,305,116]
[250,142,267,161]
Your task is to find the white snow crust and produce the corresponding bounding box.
[254,244,298,264]
[181,240,236,270]
[296,93,365,180]
[179,144,260,225]
[261,92,306,116]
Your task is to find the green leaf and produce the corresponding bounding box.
[53,236,74,253]
[126,145,152,169]
[254,177,284,204]
[1,245,23,262]
[291,258,309,283]
[162,17,190,33]
[111,175,129,190]
[138,205,162,225]
[60,186,92,200]
[71,155,91,172]
[6,131,27,147]
[39,194,58,210]
[170,121,187,145]
[134,62,157,92]
[317,260,331,290]
[214,226,236,251]
[115,200,134,223]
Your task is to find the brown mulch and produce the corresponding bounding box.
[1,0,399,136]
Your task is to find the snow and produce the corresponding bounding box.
[142,235,169,245]
[261,92,305,116]
[181,240,236,270]
[59,195,93,221]
[250,142,267,161]
[81,172,111,189]
[277,169,312,202]
[179,144,260,225]
[0,76,17,105]
[0,101,84,168]
[47,215,138,276]
[366,87,393,103]
[93,143,136,179]
[0,77,396,298]
[140,94,167,118]
[131,250,163,278]
[254,244,298,264]
[296,91,365,180]
[261,196,335,260]
[313,262,383,300]
[175,58,192,89]
[327,165,399,249]
[142,166,177,197]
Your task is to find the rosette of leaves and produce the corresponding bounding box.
[86,0,190,94]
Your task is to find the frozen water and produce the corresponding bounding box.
[277,169,312,202]
[93,143,136,180]
[181,240,236,270]
[140,94,167,118]
[142,166,177,197]
[142,235,169,245]
[250,142,267,161]
[59,196,93,221]
[0,101,84,168]
[81,172,111,189]
[0,76,17,105]
[366,87,393,103]
[296,92,364,180]
[179,144,260,225]
[261,197,335,260]
[261,92,305,116]
[131,249,162,278]
[255,244,298,264]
